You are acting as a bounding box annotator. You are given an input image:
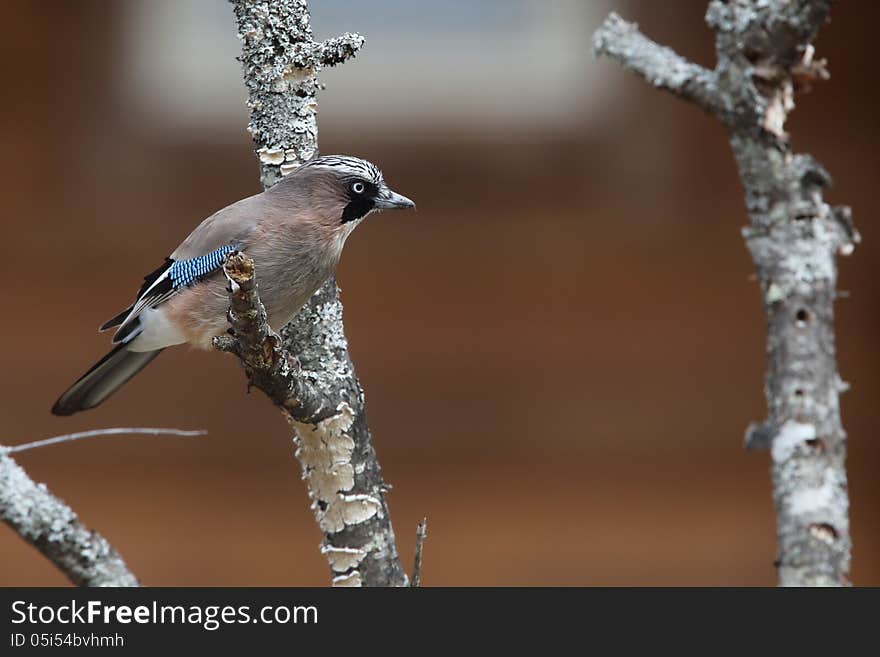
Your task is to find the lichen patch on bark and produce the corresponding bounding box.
[332,571,362,587]
[321,545,369,573]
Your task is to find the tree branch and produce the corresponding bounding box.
[594,1,855,586]
[0,453,138,586]
[228,0,405,587]
[2,427,203,585]
[213,253,330,424]
[315,33,365,67]
[592,13,725,117]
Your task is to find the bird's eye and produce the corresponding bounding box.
[351,181,366,194]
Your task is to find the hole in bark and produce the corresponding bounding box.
[794,213,812,221]
[794,389,805,398]
[805,437,825,452]
[316,500,328,512]
[796,309,810,324]
[752,77,776,98]
[743,47,762,64]
[809,523,838,543]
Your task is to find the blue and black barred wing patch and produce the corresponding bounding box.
[109,244,238,344]
[167,245,237,288]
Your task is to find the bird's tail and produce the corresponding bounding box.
[51,344,164,416]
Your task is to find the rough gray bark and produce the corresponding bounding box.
[228,0,406,587]
[214,253,330,424]
[0,454,139,586]
[593,1,856,586]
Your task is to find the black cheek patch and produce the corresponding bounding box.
[340,182,379,224]
[341,197,375,223]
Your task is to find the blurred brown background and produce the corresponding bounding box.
[1,0,877,586]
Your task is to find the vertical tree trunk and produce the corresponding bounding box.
[230,0,406,587]
[593,1,856,585]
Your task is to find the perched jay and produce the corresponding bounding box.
[52,155,414,416]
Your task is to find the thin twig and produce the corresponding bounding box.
[2,427,206,455]
[411,517,428,587]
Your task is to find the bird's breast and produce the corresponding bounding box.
[245,235,341,330]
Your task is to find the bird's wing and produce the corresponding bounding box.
[170,193,265,260]
[106,245,239,344]
[101,193,266,344]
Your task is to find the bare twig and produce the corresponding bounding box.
[2,427,206,455]
[594,1,853,586]
[226,0,405,587]
[411,517,428,587]
[0,454,138,586]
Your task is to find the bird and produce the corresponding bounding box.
[52,155,414,416]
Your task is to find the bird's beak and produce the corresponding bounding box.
[374,187,415,210]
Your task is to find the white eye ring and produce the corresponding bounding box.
[351,181,366,194]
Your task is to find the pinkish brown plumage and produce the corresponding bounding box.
[52,155,414,415]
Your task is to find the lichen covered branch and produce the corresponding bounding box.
[594,1,854,586]
[214,253,330,424]
[233,0,364,188]
[0,454,138,587]
[228,0,405,587]
[316,33,365,66]
[592,13,724,116]
[216,251,404,586]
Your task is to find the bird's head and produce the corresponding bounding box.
[279,155,415,229]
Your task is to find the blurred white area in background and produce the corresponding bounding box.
[119,0,246,137]
[119,0,615,140]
